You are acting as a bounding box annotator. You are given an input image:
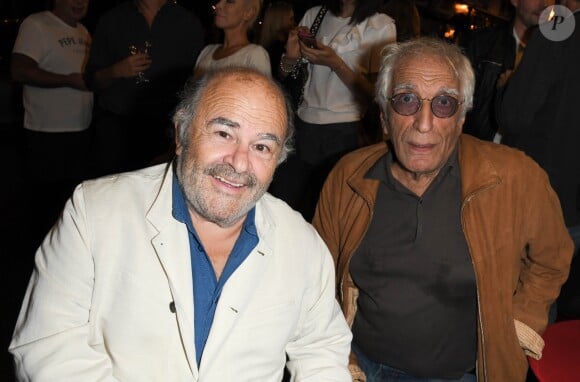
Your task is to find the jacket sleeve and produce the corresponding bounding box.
[512,161,573,342]
[284,236,352,381]
[9,184,119,381]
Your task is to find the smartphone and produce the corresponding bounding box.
[298,30,317,49]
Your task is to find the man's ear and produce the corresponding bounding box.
[380,111,390,139]
[174,122,183,156]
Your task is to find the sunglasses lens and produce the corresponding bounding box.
[431,95,458,118]
[391,93,420,116]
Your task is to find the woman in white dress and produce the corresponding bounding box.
[194,0,271,77]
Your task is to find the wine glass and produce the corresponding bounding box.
[128,41,151,84]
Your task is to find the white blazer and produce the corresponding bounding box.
[10,163,352,381]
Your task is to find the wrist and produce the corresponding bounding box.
[331,60,349,74]
[280,54,299,74]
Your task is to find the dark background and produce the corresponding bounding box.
[0,1,513,380]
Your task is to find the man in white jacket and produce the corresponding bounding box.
[9,67,352,381]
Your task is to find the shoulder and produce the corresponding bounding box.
[244,44,268,53]
[257,194,324,244]
[256,195,335,283]
[243,44,269,58]
[333,142,387,175]
[470,23,511,43]
[201,44,219,52]
[360,12,396,42]
[79,163,169,207]
[199,44,219,57]
[343,141,388,160]
[299,6,323,25]
[77,22,90,35]
[97,2,134,24]
[164,2,203,25]
[459,135,547,182]
[366,12,395,29]
[466,23,513,55]
[18,11,49,28]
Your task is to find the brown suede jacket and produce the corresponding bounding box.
[312,134,573,382]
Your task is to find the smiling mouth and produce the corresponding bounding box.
[214,175,245,188]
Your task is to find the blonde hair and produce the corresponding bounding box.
[244,0,263,26]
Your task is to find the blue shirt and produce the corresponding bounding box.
[172,172,258,366]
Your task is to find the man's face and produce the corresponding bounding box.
[53,0,89,26]
[383,54,465,179]
[175,74,287,228]
[511,0,553,28]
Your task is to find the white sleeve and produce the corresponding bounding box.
[247,45,272,77]
[12,15,45,63]
[298,6,319,28]
[9,184,120,381]
[363,13,397,75]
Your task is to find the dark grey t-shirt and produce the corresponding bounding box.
[351,148,477,379]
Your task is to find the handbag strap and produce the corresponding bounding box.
[309,6,328,36]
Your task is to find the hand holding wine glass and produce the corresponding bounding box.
[128,41,152,84]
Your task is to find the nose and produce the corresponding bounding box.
[413,101,435,133]
[225,144,250,173]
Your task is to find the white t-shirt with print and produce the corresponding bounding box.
[298,7,396,124]
[13,11,93,133]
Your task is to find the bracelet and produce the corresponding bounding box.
[280,53,298,74]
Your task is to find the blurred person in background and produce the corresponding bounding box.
[194,0,271,76]
[257,1,296,79]
[271,0,396,221]
[496,0,580,320]
[381,0,420,42]
[11,0,93,239]
[463,0,554,142]
[85,0,204,176]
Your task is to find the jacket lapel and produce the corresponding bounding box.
[147,163,199,378]
[458,135,502,199]
[199,201,275,372]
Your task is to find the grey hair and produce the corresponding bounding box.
[376,37,475,119]
[172,67,294,164]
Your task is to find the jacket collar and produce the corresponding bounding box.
[458,135,502,200]
[347,135,502,203]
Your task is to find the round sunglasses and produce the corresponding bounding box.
[389,92,463,119]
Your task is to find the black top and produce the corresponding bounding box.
[85,1,204,118]
[351,148,477,379]
[497,12,580,227]
[463,22,515,141]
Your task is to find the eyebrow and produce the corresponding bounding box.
[208,117,282,145]
[392,84,460,96]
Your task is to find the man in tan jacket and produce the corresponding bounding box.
[313,37,573,382]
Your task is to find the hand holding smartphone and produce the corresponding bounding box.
[298,30,318,49]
